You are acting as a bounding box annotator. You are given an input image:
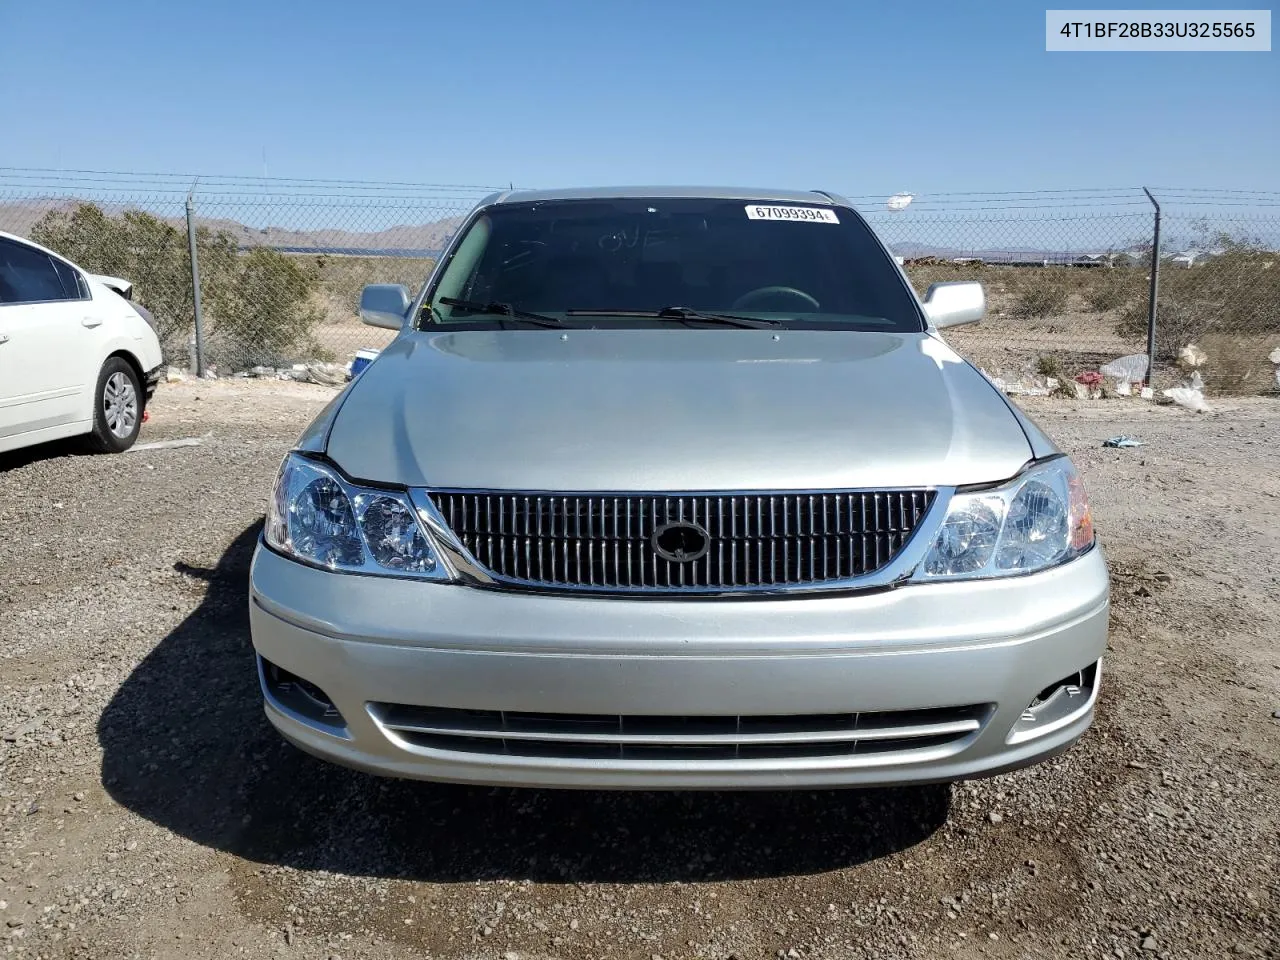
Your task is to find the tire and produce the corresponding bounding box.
[85,357,143,453]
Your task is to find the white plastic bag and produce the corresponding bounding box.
[1162,387,1210,413]
[1178,344,1208,369]
[302,362,347,386]
[1100,354,1149,382]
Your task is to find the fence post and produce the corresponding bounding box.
[1141,187,1161,386]
[185,181,207,377]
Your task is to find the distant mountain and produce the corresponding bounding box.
[887,240,1152,261]
[204,216,465,253]
[0,199,464,255]
[0,198,72,237]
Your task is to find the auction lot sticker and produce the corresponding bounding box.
[745,205,840,223]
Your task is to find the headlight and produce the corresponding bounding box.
[917,457,1094,581]
[265,453,450,579]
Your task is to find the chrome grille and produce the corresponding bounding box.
[371,703,989,761]
[428,490,935,592]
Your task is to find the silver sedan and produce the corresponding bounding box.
[250,187,1108,789]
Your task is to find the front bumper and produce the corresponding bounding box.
[248,543,1109,789]
[142,363,164,400]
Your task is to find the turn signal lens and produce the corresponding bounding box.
[1067,470,1095,551]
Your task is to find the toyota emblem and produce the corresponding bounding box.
[652,522,711,563]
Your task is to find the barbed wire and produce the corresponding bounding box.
[4,170,1278,213]
[0,166,509,193]
[1150,185,1280,196]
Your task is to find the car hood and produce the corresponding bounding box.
[324,329,1034,491]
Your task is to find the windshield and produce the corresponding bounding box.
[422,198,924,332]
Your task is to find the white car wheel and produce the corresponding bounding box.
[87,358,144,453]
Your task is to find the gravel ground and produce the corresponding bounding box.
[1,380,1277,960]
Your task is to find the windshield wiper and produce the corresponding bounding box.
[565,306,781,329]
[437,297,565,328]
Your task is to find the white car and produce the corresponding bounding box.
[0,231,164,455]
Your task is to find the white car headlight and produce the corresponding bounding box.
[917,457,1094,581]
[265,453,450,579]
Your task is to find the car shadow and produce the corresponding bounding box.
[0,436,91,472]
[99,522,951,884]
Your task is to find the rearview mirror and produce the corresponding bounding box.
[359,284,411,329]
[922,281,985,328]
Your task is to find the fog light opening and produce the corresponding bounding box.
[1028,668,1086,712]
[1008,661,1099,744]
[260,656,346,729]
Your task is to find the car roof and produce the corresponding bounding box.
[488,186,850,206]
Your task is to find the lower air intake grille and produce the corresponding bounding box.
[429,490,935,593]
[371,703,989,762]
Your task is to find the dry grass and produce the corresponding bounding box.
[1198,333,1280,395]
[314,253,435,321]
[906,263,1147,381]
[1083,272,1144,313]
[1011,282,1069,319]
[904,259,1280,393]
[295,254,435,361]
[310,313,398,362]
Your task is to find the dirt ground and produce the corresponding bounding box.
[310,315,397,365]
[0,380,1276,960]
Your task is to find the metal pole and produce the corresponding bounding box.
[1142,187,1161,387]
[185,180,207,377]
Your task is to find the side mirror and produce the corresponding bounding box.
[359,284,411,330]
[923,281,985,328]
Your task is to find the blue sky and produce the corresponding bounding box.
[1,0,1276,193]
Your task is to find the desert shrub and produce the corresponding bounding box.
[29,202,324,369]
[1114,237,1280,362]
[317,254,435,318]
[1116,297,1196,359]
[1036,354,1065,379]
[202,246,326,367]
[1011,281,1068,319]
[1083,270,1143,313]
[1198,333,1275,395]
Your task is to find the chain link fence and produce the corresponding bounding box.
[2,173,1277,394]
[0,172,488,375]
[870,208,1157,386]
[864,194,1280,394]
